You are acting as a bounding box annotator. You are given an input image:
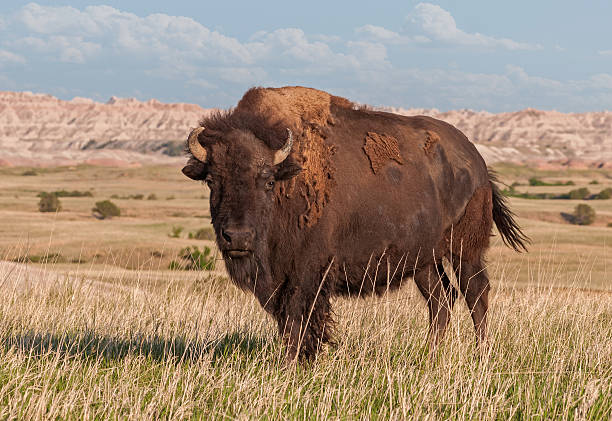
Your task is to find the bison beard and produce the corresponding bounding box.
[182,86,529,363]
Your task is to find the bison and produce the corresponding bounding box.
[182,86,528,361]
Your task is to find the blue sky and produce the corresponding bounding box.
[0,1,611,112]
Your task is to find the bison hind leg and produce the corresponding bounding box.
[414,262,458,349]
[450,256,490,346]
[443,185,494,346]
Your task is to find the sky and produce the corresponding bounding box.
[0,1,611,112]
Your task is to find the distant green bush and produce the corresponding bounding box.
[169,226,184,238]
[109,194,145,200]
[594,188,612,200]
[38,192,62,213]
[570,204,596,225]
[589,180,599,185]
[169,246,216,271]
[21,169,38,176]
[12,252,65,264]
[147,193,158,200]
[528,177,574,187]
[166,195,175,200]
[92,200,121,219]
[161,141,184,157]
[188,227,216,241]
[568,188,591,200]
[607,222,612,228]
[38,190,93,198]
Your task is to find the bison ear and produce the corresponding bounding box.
[275,157,302,180]
[182,163,206,180]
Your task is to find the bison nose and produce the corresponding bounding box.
[221,225,255,250]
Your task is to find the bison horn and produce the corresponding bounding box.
[272,128,294,165]
[187,127,207,162]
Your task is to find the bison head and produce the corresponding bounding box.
[182,126,301,262]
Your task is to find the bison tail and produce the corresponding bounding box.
[489,169,530,252]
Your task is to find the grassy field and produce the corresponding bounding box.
[0,164,611,419]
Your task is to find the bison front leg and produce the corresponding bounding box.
[276,284,334,362]
[414,263,458,349]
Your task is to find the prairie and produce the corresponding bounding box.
[0,164,610,419]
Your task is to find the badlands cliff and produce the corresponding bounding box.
[1,91,610,167]
[384,107,612,168]
[0,91,213,167]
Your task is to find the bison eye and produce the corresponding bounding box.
[265,180,275,190]
[204,174,213,188]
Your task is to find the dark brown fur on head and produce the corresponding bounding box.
[182,112,301,304]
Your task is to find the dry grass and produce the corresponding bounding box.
[0,164,611,419]
[0,260,610,419]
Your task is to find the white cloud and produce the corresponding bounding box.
[410,3,542,51]
[355,24,430,44]
[311,34,343,44]
[247,28,350,66]
[17,3,101,35]
[357,25,402,42]
[0,49,25,64]
[346,41,389,67]
[11,3,253,65]
[1,4,380,77]
[15,36,100,63]
[598,50,612,56]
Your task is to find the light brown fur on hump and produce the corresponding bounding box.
[438,185,493,263]
[236,86,333,131]
[237,86,351,228]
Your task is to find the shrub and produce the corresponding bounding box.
[92,200,121,219]
[38,190,93,198]
[169,246,215,271]
[589,179,599,185]
[568,188,590,200]
[571,204,596,225]
[189,227,216,241]
[131,194,144,200]
[21,169,38,176]
[147,193,158,200]
[528,177,545,186]
[166,195,175,200]
[12,252,65,264]
[594,188,612,200]
[608,222,612,228]
[528,177,574,187]
[160,141,184,157]
[169,226,184,238]
[38,192,62,212]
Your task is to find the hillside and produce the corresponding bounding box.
[1,91,611,168]
[0,91,213,167]
[385,106,612,169]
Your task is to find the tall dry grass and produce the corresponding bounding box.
[0,256,610,419]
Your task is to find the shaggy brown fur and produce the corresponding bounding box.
[438,185,493,263]
[236,86,342,228]
[423,130,440,154]
[363,132,404,174]
[182,86,529,362]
